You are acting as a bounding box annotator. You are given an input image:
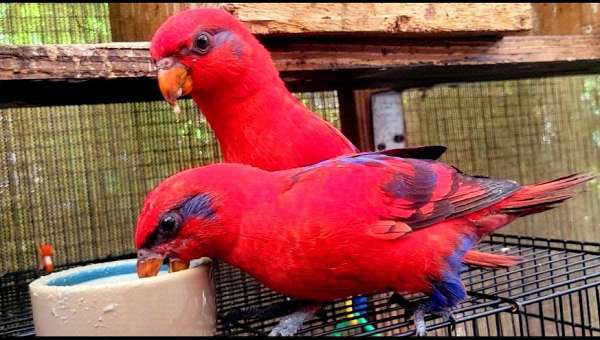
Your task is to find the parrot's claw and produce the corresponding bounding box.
[268,309,315,336]
[413,308,428,337]
[434,310,456,331]
[387,292,416,318]
[412,304,457,336]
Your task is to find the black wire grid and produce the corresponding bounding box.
[2,233,599,337]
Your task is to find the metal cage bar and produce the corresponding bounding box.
[4,233,596,337]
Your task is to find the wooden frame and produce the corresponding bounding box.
[108,3,532,41]
[2,35,600,104]
[2,34,600,148]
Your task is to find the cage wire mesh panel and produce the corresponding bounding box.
[212,234,600,336]
[0,91,340,274]
[2,234,599,336]
[0,3,111,44]
[402,76,600,243]
[0,99,216,273]
[294,91,342,130]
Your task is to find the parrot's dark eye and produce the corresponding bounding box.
[159,213,180,235]
[193,33,211,54]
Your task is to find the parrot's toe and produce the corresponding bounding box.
[433,310,456,331]
[412,301,458,336]
[268,309,315,336]
[413,308,428,336]
[268,325,294,336]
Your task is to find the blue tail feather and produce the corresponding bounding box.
[427,235,476,312]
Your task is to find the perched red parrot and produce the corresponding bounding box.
[135,152,595,335]
[150,8,358,170]
[148,8,516,273]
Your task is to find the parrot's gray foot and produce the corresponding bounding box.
[222,299,304,334]
[268,308,316,336]
[412,305,456,336]
[413,307,428,337]
[222,299,321,336]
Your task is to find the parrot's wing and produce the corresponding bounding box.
[379,145,447,160]
[357,154,521,239]
[287,152,520,241]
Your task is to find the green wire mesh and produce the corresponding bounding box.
[0,3,343,273]
[0,92,341,274]
[295,91,342,130]
[402,75,600,242]
[0,3,111,44]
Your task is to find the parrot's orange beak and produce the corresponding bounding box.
[169,258,190,273]
[136,248,165,278]
[136,248,191,278]
[156,57,193,112]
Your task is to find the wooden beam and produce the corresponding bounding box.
[337,89,361,149]
[338,88,384,152]
[267,35,600,73]
[0,42,152,81]
[351,89,380,152]
[109,3,532,41]
[531,3,600,35]
[3,35,600,81]
[2,35,600,106]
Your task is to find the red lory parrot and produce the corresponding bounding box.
[135,151,595,335]
[148,8,514,270]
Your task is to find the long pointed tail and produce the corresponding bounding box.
[463,250,522,268]
[500,173,597,217]
[464,173,596,269]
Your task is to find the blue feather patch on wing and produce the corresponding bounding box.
[384,158,438,209]
[290,152,391,183]
[339,153,390,166]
